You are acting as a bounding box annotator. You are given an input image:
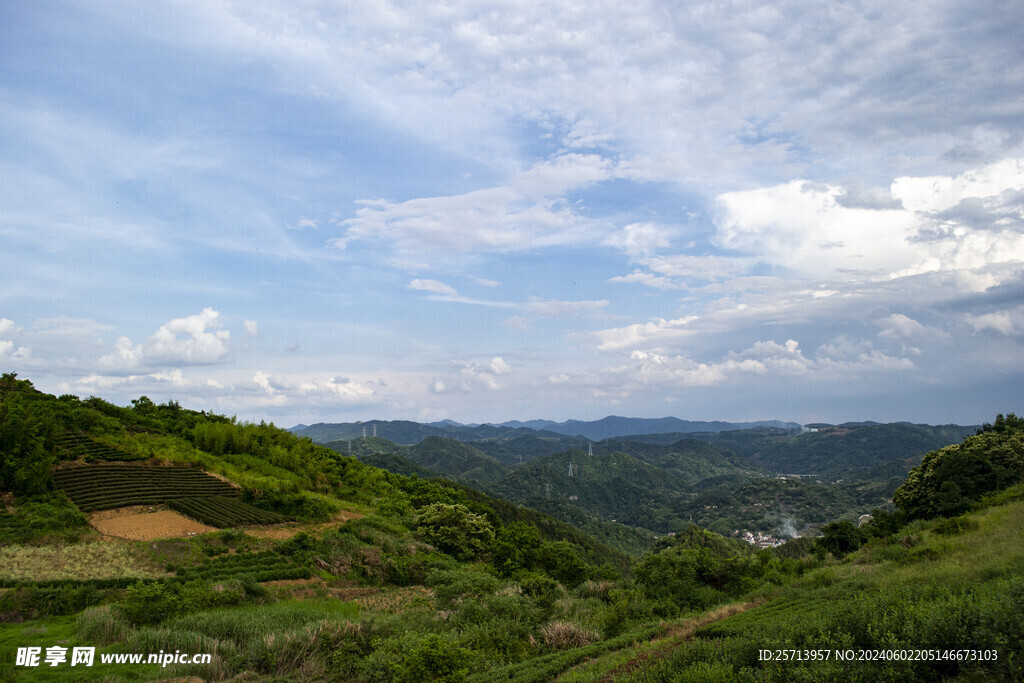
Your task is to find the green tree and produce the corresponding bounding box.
[537,540,591,587]
[0,392,55,495]
[414,503,495,561]
[491,521,541,577]
[815,520,865,557]
[894,415,1024,519]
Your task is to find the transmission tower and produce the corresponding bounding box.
[587,443,594,457]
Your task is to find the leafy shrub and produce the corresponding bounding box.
[398,633,472,682]
[815,520,865,557]
[361,632,472,683]
[454,591,541,662]
[519,571,562,615]
[0,495,88,543]
[116,581,179,625]
[596,587,654,637]
[428,568,500,608]
[116,577,268,626]
[0,583,104,620]
[536,540,591,588]
[414,503,494,561]
[243,489,340,522]
[933,514,978,535]
[0,389,56,495]
[492,521,542,577]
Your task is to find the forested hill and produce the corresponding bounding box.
[0,372,632,572]
[666,422,978,479]
[321,421,980,538]
[520,416,803,441]
[291,416,803,445]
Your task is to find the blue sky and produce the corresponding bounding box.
[2,0,1023,427]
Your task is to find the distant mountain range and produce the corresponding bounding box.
[289,415,804,445]
[309,419,977,539]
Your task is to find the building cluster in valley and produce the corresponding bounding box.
[736,530,787,548]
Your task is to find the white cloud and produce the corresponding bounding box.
[875,314,927,340]
[714,180,920,280]
[489,357,512,375]
[332,154,614,259]
[604,222,674,259]
[97,309,236,372]
[965,308,1024,336]
[147,1,1024,194]
[553,336,915,399]
[608,270,679,290]
[431,356,514,394]
[296,376,376,404]
[98,336,143,371]
[407,279,459,296]
[142,308,232,366]
[254,371,275,394]
[593,316,699,352]
[523,298,608,318]
[244,320,261,339]
[893,159,1024,214]
[0,317,31,361]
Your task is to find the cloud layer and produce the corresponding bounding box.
[1,1,1022,425]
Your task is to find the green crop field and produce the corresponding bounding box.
[172,550,310,584]
[56,433,146,462]
[53,464,238,511]
[166,496,285,527]
[51,464,283,527]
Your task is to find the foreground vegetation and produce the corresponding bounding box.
[0,373,1021,681]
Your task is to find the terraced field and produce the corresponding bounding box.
[173,550,310,583]
[55,432,145,462]
[53,464,283,528]
[167,496,284,527]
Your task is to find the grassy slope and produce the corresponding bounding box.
[552,490,1024,682]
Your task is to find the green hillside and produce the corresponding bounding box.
[406,436,509,486]
[1,373,1020,682]
[470,433,592,466]
[325,435,511,486]
[496,450,690,532]
[677,422,978,479]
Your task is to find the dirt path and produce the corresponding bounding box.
[594,600,764,683]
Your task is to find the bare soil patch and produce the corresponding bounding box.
[89,507,216,541]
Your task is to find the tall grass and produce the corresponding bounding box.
[602,500,1024,682]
